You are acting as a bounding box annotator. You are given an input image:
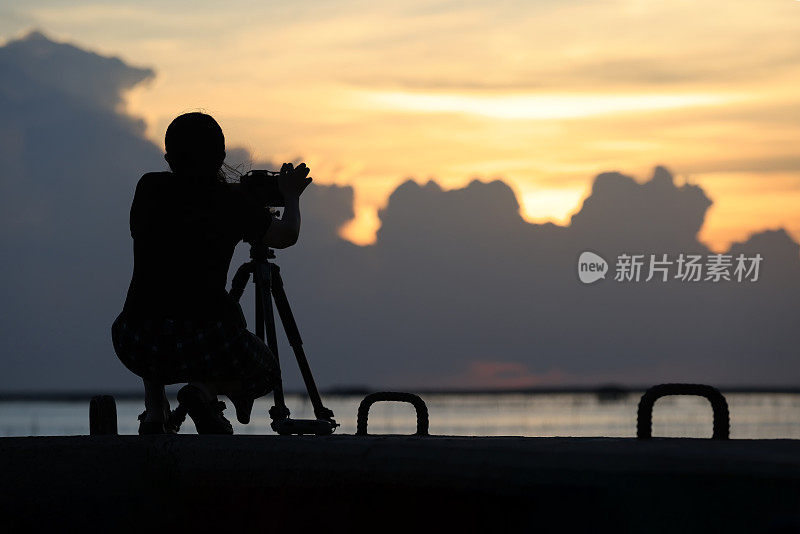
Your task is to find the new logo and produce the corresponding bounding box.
[578,251,608,284]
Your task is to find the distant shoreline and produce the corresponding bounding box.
[2,384,800,401]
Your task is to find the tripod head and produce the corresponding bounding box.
[248,242,276,262]
[229,244,274,302]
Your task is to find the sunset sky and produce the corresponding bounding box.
[2,0,799,249]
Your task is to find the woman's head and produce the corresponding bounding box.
[164,112,226,177]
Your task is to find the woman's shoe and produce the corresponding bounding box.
[176,385,234,435]
[227,394,255,424]
[169,404,187,432]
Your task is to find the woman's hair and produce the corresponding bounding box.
[165,112,227,180]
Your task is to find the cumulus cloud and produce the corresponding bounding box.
[0,31,162,391]
[1,31,799,393]
[276,164,800,388]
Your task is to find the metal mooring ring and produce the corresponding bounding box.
[356,392,429,436]
[637,383,730,440]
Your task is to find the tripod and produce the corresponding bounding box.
[229,243,338,435]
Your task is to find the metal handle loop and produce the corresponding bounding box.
[637,383,730,440]
[356,392,429,436]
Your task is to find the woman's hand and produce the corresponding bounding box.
[278,162,312,199]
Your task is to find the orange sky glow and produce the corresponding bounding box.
[2,0,799,250]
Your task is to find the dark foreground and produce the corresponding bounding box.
[2,435,799,532]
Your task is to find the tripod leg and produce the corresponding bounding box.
[253,263,265,341]
[255,262,289,420]
[228,262,253,303]
[257,264,279,356]
[269,263,334,421]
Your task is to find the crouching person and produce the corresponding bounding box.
[112,112,311,434]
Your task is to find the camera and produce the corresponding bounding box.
[240,170,285,207]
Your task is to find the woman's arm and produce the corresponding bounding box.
[262,194,300,249]
[130,173,162,239]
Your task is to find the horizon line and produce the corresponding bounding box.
[2,384,800,401]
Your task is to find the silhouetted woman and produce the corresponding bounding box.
[112,112,311,434]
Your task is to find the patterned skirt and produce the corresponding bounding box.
[111,309,279,399]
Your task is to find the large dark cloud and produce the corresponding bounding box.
[278,167,800,388]
[0,31,163,392]
[1,32,798,393]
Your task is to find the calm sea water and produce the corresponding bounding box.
[1,392,799,438]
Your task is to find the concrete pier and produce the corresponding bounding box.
[2,435,799,532]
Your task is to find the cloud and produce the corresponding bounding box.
[346,48,800,92]
[0,30,153,109]
[679,155,800,175]
[0,31,163,391]
[276,165,800,388]
[436,361,569,390]
[569,166,712,253]
[1,31,799,394]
